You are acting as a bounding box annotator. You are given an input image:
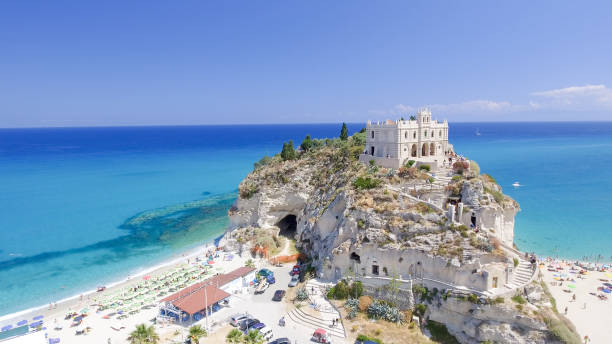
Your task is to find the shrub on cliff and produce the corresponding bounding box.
[253,155,274,170]
[356,334,382,344]
[353,176,381,190]
[358,295,372,311]
[418,164,431,172]
[367,299,404,323]
[280,141,296,161]
[300,135,314,152]
[327,280,350,299]
[425,321,460,344]
[349,281,364,298]
[239,183,259,199]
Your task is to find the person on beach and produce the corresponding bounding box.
[564,306,568,315]
[572,294,576,302]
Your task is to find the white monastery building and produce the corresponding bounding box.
[359,108,452,169]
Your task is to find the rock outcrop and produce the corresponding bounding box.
[222,133,577,343]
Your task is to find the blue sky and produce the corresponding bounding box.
[1,1,611,127]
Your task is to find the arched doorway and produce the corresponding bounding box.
[411,144,417,157]
[430,143,435,156]
[422,143,429,156]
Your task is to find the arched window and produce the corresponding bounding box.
[439,130,442,137]
[404,131,407,139]
[424,131,427,138]
[371,130,374,139]
[413,132,416,139]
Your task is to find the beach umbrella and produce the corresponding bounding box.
[16,320,27,326]
[568,284,576,289]
[32,315,43,321]
[29,321,43,328]
[1,325,12,331]
[79,308,89,314]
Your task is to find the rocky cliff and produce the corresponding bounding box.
[222,132,579,344]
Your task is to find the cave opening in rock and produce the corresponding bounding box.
[350,252,361,264]
[277,214,297,238]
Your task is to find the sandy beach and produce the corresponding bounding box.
[0,240,251,344]
[539,259,612,344]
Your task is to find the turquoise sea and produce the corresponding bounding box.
[0,122,611,316]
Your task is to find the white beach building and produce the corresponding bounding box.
[359,108,452,169]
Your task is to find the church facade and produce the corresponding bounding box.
[359,108,451,169]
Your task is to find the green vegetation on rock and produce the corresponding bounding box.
[353,176,381,190]
[425,320,460,344]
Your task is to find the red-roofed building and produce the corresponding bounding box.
[159,267,255,319]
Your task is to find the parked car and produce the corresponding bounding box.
[230,313,250,327]
[259,268,273,277]
[312,328,332,343]
[272,289,286,301]
[290,265,300,276]
[268,338,291,344]
[288,275,299,287]
[249,322,266,332]
[259,326,274,341]
[240,318,260,331]
[255,280,269,294]
[266,274,276,284]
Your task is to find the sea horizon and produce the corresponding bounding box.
[2,119,612,130]
[1,121,611,317]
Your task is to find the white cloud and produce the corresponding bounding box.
[370,84,612,119]
[428,100,515,114]
[530,84,612,110]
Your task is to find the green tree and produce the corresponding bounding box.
[349,281,364,298]
[243,329,265,344]
[128,324,159,344]
[280,141,296,161]
[188,325,207,344]
[340,122,349,140]
[226,328,244,343]
[245,259,255,268]
[300,135,314,152]
[409,115,416,120]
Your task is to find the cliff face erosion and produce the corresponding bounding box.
[223,132,580,344]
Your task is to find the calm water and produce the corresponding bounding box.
[0,122,611,316]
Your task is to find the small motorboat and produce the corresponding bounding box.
[512,181,521,187]
[97,286,106,292]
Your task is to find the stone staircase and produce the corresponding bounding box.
[284,279,346,338]
[505,258,534,290]
[286,307,345,338]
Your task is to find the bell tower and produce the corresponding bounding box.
[416,108,432,124]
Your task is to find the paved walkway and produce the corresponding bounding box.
[284,279,346,340]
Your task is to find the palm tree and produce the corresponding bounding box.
[128,324,159,344]
[188,324,207,344]
[243,329,264,344]
[226,328,244,343]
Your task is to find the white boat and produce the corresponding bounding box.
[512,181,521,187]
[475,128,481,136]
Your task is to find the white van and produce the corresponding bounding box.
[259,326,273,341]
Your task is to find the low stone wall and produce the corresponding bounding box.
[358,276,415,310]
[358,154,401,169]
